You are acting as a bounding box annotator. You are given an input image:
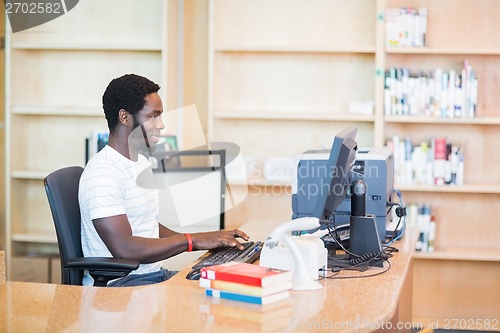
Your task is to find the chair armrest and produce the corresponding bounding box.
[65,257,140,271]
[65,257,140,286]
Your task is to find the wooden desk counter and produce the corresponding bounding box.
[0,229,417,333]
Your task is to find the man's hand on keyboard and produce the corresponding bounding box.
[191,229,249,251]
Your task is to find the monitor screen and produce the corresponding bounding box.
[313,126,358,221]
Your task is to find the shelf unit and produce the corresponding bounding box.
[0,10,5,257]
[209,0,500,326]
[3,0,173,282]
[209,0,379,224]
[383,0,500,281]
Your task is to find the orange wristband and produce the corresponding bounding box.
[184,233,193,252]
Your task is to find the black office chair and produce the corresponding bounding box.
[44,166,139,286]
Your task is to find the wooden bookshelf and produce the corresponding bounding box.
[385,115,500,125]
[0,8,5,259]
[209,0,500,327]
[395,183,500,194]
[414,247,500,262]
[386,47,500,55]
[381,0,500,325]
[214,110,375,122]
[11,232,57,244]
[3,0,171,281]
[12,106,103,117]
[11,42,162,51]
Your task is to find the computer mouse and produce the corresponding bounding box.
[185,268,201,280]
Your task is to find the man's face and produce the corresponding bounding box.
[129,92,165,151]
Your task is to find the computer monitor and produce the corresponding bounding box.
[312,126,358,222]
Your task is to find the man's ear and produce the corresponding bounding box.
[118,109,131,127]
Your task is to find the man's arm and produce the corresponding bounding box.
[93,215,249,264]
[158,223,179,238]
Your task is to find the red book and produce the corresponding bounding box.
[433,137,447,185]
[200,262,293,287]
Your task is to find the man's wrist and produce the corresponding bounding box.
[184,233,193,252]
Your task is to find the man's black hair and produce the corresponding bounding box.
[102,74,160,132]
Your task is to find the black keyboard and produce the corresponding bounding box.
[192,241,263,270]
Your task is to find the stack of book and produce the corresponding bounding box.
[199,262,293,305]
[405,203,437,253]
[385,7,427,48]
[387,135,464,186]
[384,62,478,118]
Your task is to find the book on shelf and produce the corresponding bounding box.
[205,288,290,305]
[200,262,293,288]
[384,61,478,118]
[199,277,293,297]
[385,7,427,48]
[406,203,436,253]
[387,135,464,186]
[433,137,447,185]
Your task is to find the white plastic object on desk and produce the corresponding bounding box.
[260,217,326,291]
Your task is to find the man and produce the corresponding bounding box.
[79,74,248,286]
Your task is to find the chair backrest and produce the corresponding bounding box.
[44,166,85,285]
